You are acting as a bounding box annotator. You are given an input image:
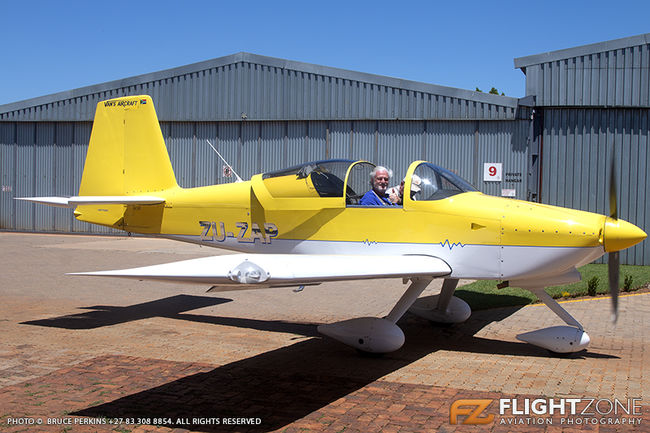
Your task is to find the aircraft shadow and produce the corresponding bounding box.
[70,309,615,433]
[21,295,233,329]
[22,291,617,361]
[73,337,424,432]
[65,292,616,432]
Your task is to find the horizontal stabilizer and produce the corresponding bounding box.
[15,196,166,208]
[69,254,450,286]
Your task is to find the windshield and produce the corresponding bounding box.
[412,162,476,201]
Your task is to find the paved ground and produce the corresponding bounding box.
[0,232,648,432]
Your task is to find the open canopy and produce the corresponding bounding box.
[253,159,477,210]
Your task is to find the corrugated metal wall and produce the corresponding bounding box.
[0,119,530,233]
[540,108,649,265]
[0,123,16,230]
[0,122,115,234]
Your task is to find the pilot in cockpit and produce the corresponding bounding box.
[359,166,394,206]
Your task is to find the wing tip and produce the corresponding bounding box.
[15,196,72,208]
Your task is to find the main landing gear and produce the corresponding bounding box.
[317,278,471,354]
[318,274,591,355]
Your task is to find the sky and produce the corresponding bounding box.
[1,0,649,106]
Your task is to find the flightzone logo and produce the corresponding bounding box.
[449,399,494,425]
[450,398,643,426]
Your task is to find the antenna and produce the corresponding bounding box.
[206,139,243,182]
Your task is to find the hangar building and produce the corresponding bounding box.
[1,34,648,265]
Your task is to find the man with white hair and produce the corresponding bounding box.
[359,166,394,206]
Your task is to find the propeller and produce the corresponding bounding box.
[608,152,619,323]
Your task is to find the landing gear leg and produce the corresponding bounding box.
[516,287,590,353]
[385,277,433,323]
[408,278,471,324]
[318,277,433,354]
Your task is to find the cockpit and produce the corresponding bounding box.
[412,162,477,201]
[258,159,476,208]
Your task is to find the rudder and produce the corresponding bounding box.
[79,95,177,196]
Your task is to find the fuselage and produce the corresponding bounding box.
[74,164,644,283]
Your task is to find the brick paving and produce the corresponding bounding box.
[1,354,648,432]
[0,233,648,432]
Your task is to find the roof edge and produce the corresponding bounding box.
[514,33,650,69]
[0,53,247,113]
[239,53,519,107]
[1,52,518,114]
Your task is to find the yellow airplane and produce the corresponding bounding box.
[18,95,646,354]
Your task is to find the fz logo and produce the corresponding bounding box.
[199,221,278,244]
[449,399,494,425]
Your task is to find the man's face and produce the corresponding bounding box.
[373,170,390,195]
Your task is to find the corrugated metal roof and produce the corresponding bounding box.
[0,53,519,122]
[514,33,650,107]
[514,33,650,69]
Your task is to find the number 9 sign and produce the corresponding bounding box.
[483,163,502,182]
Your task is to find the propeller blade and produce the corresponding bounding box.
[608,149,619,323]
[608,251,620,323]
[609,153,617,220]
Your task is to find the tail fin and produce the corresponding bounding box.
[79,95,177,196]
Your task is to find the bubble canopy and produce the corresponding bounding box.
[260,159,476,203]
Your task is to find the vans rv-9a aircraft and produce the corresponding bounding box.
[18,95,646,354]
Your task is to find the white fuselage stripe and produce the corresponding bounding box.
[158,235,604,281]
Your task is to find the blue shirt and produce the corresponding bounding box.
[359,190,394,206]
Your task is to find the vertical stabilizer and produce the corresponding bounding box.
[79,95,177,196]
